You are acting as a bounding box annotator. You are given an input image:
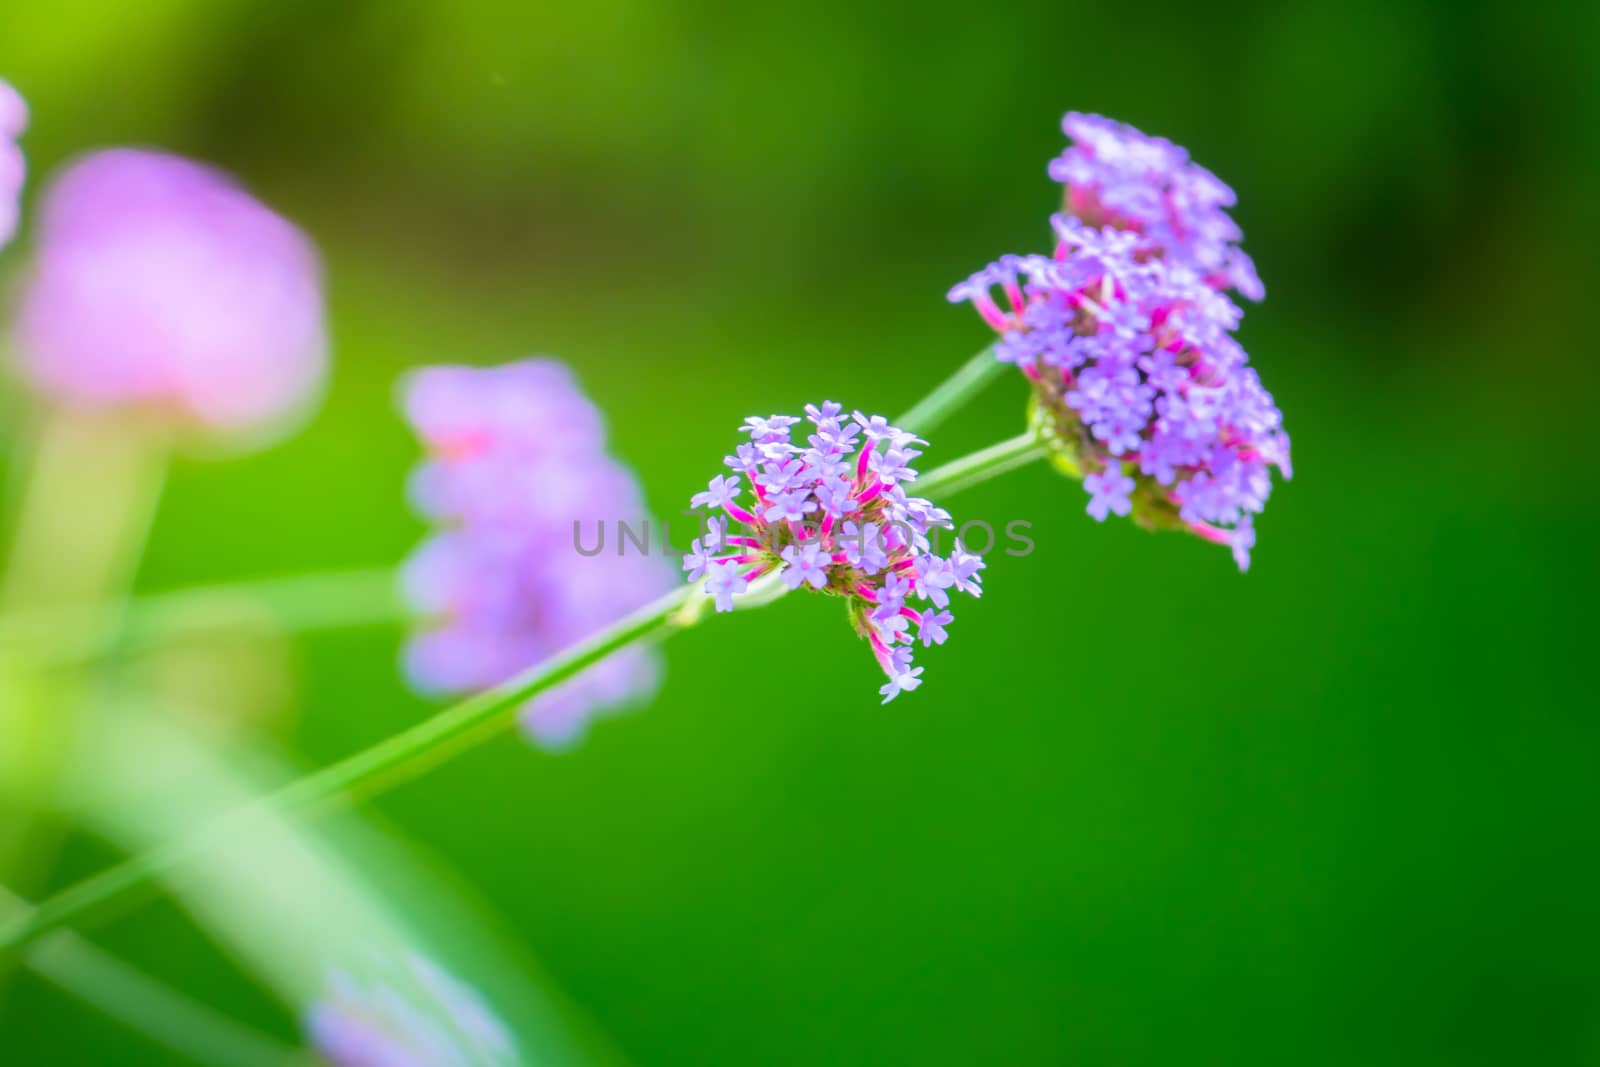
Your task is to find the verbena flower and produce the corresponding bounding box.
[9,149,326,436]
[306,954,517,1067]
[401,360,673,747]
[950,214,1288,571]
[0,79,25,251]
[682,403,983,703]
[1049,111,1263,301]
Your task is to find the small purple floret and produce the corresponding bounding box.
[1084,466,1136,522]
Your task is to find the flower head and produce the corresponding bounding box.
[1049,112,1263,300]
[306,953,517,1067]
[10,149,327,437]
[682,404,982,702]
[951,209,1288,570]
[0,79,26,251]
[401,360,673,747]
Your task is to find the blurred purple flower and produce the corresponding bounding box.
[9,149,326,435]
[682,404,982,703]
[306,954,516,1067]
[0,79,26,251]
[400,360,672,748]
[1050,112,1264,300]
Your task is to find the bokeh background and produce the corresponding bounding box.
[2,0,1597,1063]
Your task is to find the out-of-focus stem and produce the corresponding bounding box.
[0,412,167,1017]
[916,432,1048,499]
[0,412,167,970]
[0,411,168,652]
[2,887,306,1067]
[895,343,1005,434]
[0,583,691,958]
[2,566,405,668]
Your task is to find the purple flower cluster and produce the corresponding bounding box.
[0,79,25,251]
[949,115,1288,571]
[401,360,672,747]
[306,954,516,1067]
[1049,112,1263,301]
[10,150,327,435]
[683,403,983,702]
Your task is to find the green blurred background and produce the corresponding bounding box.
[3,0,1597,1063]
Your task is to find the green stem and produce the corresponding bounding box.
[916,432,1047,499]
[29,938,310,1067]
[0,414,169,998]
[0,348,1028,958]
[895,344,1004,433]
[1,889,305,1067]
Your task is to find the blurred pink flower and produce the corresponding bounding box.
[10,149,327,435]
[0,79,26,250]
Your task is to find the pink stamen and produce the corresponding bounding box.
[856,440,875,482]
[866,630,895,675]
[1002,278,1025,318]
[723,503,759,526]
[974,296,1010,332]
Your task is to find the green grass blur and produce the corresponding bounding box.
[3,0,1598,1063]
